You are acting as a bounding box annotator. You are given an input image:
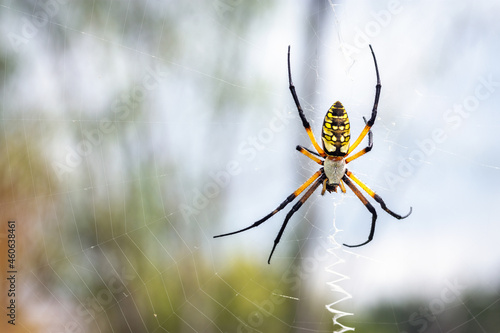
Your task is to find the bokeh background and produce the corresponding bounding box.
[1,0,500,332]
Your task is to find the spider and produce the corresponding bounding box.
[214,45,412,264]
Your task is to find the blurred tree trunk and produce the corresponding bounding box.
[292,0,330,329]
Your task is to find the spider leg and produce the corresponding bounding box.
[347,45,381,155]
[339,179,346,193]
[213,170,323,239]
[296,145,323,165]
[288,46,326,157]
[268,174,325,264]
[346,169,412,219]
[345,117,373,163]
[342,175,377,248]
[297,145,322,158]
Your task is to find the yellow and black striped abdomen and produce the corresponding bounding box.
[321,101,350,156]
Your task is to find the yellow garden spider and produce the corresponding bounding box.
[215,45,412,264]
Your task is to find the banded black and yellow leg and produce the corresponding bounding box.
[214,170,323,239]
[268,174,325,264]
[347,45,381,155]
[288,46,326,157]
[346,117,373,164]
[342,175,378,247]
[345,170,412,219]
[296,145,323,165]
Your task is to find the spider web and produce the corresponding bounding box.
[1,1,500,332]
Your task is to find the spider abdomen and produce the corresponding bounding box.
[321,101,351,156]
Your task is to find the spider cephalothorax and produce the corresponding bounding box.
[322,156,346,194]
[215,45,412,264]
